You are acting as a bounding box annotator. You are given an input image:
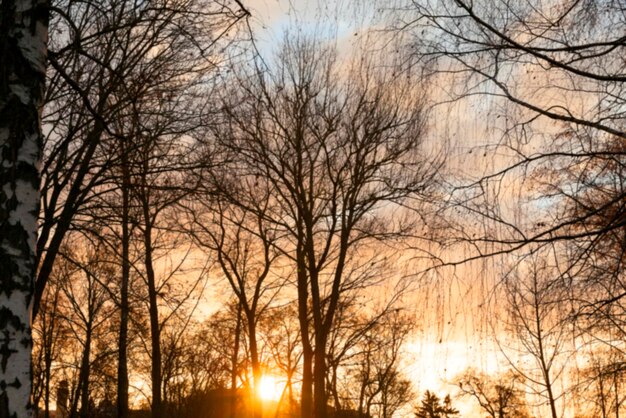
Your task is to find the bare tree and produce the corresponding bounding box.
[159,317,232,417]
[31,236,120,418]
[457,369,530,418]
[185,193,283,418]
[570,346,626,418]
[350,309,414,418]
[558,135,626,356]
[32,267,67,418]
[259,304,302,415]
[498,254,570,418]
[56,241,116,418]
[322,296,414,418]
[210,34,441,418]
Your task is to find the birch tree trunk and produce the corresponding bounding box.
[0,0,47,417]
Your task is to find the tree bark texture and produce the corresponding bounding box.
[0,0,47,417]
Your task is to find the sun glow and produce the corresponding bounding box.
[258,375,282,402]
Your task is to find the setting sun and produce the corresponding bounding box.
[257,375,282,402]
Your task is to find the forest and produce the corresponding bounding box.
[0,0,625,417]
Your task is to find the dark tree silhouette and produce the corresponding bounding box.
[499,255,568,418]
[414,391,459,418]
[457,369,530,418]
[210,34,441,418]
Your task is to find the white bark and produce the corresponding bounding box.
[0,1,48,417]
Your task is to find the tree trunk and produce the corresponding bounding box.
[117,144,131,418]
[70,326,91,418]
[231,303,242,418]
[330,364,340,411]
[43,362,50,418]
[313,332,327,418]
[533,286,558,418]
[247,314,262,418]
[301,349,314,418]
[297,248,313,418]
[0,0,47,417]
[308,261,328,418]
[43,317,54,418]
[142,196,162,418]
[287,372,294,413]
[613,369,619,418]
[78,336,91,418]
[357,352,371,418]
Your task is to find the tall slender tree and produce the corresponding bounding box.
[0,1,48,417]
[500,254,569,418]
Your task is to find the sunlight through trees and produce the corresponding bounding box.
[1,0,625,417]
